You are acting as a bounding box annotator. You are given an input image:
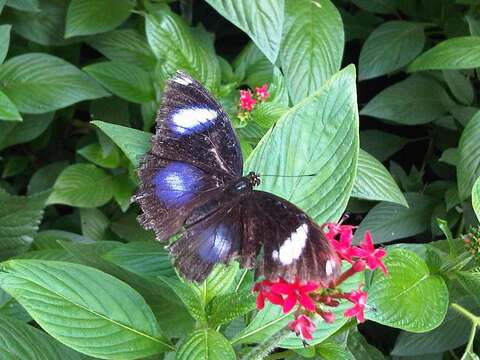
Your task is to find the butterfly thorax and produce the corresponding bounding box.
[231,172,260,194]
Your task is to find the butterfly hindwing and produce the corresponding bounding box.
[242,191,341,284]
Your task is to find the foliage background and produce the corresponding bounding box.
[0,0,479,359]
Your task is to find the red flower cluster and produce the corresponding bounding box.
[239,84,270,112]
[252,221,388,342]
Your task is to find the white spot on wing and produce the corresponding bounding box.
[172,75,192,85]
[171,108,217,134]
[277,223,308,265]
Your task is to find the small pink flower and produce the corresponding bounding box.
[318,310,335,323]
[344,288,368,323]
[252,280,284,310]
[324,223,357,262]
[239,89,256,111]
[288,315,316,341]
[270,279,319,313]
[356,231,388,275]
[255,84,270,101]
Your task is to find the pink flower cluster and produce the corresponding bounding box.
[239,84,270,111]
[252,222,388,341]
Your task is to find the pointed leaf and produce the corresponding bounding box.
[65,0,134,37]
[204,0,283,63]
[359,21,425,80]
[279,0,344,104]
[246,66,358,224]
[47,164,113,208]
[473,177,480,221]
[176,329,235,360]
[0,24,11,64]
[0,53,108,113]
[352,149,407,206]
[367,249,449,332]
[84,61,155,104]
[0,89,21,121]
[92,120,151,167]
[0,260,172,358]
[458,112,480,200]
[443,70,474,105]
[409,37,480,71]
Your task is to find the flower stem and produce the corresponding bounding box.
[451,303,479,354]
[240,327,292,360]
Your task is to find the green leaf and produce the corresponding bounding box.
[359,21,425,80]
[360,75,449,125]
[439,147,459,166]
[110,213,155,243]
[65,0,134,37]
[391,297,474,356]
[204,0,284,64]
[443,70,474,105]
[352,0,396,13]
[27,161,68,196]
[0,24,10,64]
[192,263,239,305]
[47,164,114,208]
[456,268,480,305]
[0,89,21,121]
[473,177,480,221]
[176,329,235,360]
[458,112,480,200]
[84,61,155,104]
[0,314,82,359]
[0,192,45,261]
[112,173,136,212]
[103,241,175,278]
[279,0,344,104]
[207,290,256,327]
[354,193,436,244]
[145,7,220,91]
[0,260,173,358]
[347,331,385,359]
[352,149,407,206]
[360,130,409,162]
[0,287,31,322]
[0,112,54,150]
[5,0,72,46]
[246,65,358,224]
[2,155,29,178]
[80,208,109,241]
[86,29,156,70]
[409,37,480,71]
[92,120,151,167]
[0,53,108,113]
[77,143,120,169]
[366,249,449,332]
[5,0,39,12]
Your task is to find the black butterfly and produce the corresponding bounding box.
[135,71,341,284]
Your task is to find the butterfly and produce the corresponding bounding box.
[135,71,341,284]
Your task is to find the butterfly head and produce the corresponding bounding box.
[246,172,261,187]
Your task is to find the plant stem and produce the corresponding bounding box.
[452,303,479,354]
[241,327,292,360]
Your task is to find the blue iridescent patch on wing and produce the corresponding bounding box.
[153,162,204,206]
[198,223,233,263]
[169,107,217,135]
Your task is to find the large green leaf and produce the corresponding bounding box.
[5,0,39,11]
[0,192,45,261]
[473,177,480,221]
[145,7,220,91]
[391,297,474,356]
[92,121,151,167]
[279,0,344,104]
[0,24,10,64]
[84,61,155,104]
[0,89,21,121]
[360,129,409,162]
[354,193,436,244]
[0,112,53,150]
[47,164,114,208]
[0,287,31,322]
[359,21,425,80]
[443,70,474,106]
[246,65,358,224]
[409,37,480,71]
[360,75,449,125]
[86,29,156,70]
[176,329,235,360]
[367,249,449,332]
[0,260,172,359]
[0,314,82,359]
[458,112,480,200]
[207,290,256,327]
[0,53,108,113]
[204,0,283,64]
[65,0,134,37]
[352,149,407,206]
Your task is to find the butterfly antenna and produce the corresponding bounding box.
[260,173,317,178]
